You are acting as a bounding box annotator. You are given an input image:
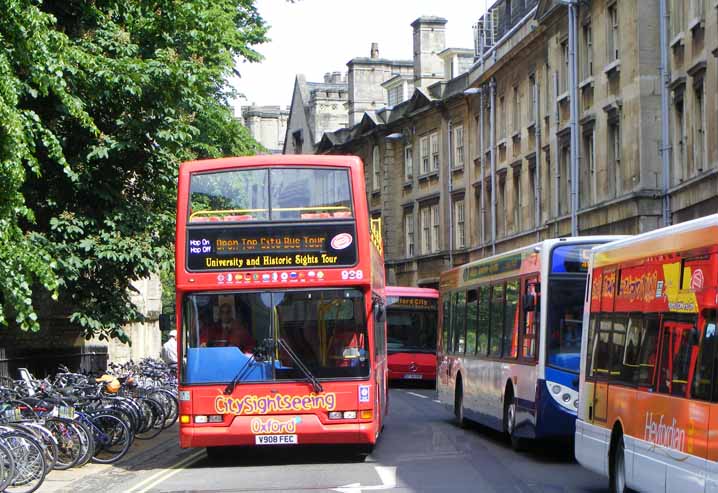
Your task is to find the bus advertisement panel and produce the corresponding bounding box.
[437,237,622,450]
[575,214,718,493]
[386,287,439,383]
[175,156,387,454]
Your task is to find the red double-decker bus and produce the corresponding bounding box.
[174,155,387,455]
[385,286,439,383]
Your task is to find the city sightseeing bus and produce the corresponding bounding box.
[575,214,718,492]
[175,155,387,456]
[437,236,622,449]
[385,286,439,383]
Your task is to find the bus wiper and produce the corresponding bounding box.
[224,343,270,395]
[275,338,324,394]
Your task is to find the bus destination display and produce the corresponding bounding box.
[186,223,357,271]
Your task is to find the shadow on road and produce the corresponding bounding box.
[193,444,370,469]
[388,380,436,390]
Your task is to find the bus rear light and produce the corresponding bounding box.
[179,391,191,401]
[360,410,373,419]
[343,411,357,419]
[208,415,223,423]
[194,415,208,424]
[180,415,190,424]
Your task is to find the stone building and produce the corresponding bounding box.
[283,72,349,154]
[242,104,289,154]
[318,2,718,288]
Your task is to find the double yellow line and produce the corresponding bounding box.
[125,450,205,493]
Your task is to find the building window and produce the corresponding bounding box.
[431,203,440,252]
[581,130,595,207]
[499,96,506,139]
[404,145,413,181]
[562,39,569,94]
[671,0,684,37]
[372,145,381,192]
[581,21,593,79]
[608,119,622,197]
[607,3,619,62]
[512,170,521,233]
[430,132,439,172]
[559,143,570,216]
[498,175,506,238]
[693,81,706,173]
[528,75,537,124]
[673,92,686,183]
[454,199,465,249]
[404,211,415,257]
[420,136,430,175]
[388,85,402,107]
[453,125,464,168]
[512,85,520,134]
[420,206,431,254]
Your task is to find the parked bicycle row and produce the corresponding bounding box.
[0,358,177,493]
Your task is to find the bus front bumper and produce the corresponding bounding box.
[180,414,376,448]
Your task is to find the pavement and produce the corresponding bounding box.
[40,387,607,493]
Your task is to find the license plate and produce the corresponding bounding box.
[255,434,298,445]
[404,373,423,379]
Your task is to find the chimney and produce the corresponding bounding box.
[411,16,447,89]
[370,42,379,59]
[331,71,343,83]
[324,72,332,83]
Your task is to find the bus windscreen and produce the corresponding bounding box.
[386,298,438,354]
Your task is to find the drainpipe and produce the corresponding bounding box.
[489,78,497,255]
[553,71,560,238]
[565,0,580,237]
[447,120,454,267]
[533,76,541,241]
[480,89,486,245]
[659,0,672,226]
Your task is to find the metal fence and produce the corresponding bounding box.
[0,346,108,378]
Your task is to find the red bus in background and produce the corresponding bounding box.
[386,287,439,383]
[175,155,387,456]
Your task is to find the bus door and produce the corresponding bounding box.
[656,319,708,491]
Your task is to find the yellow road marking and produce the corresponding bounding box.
[126,450,205,493]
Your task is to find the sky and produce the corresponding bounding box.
[231,0,490,114]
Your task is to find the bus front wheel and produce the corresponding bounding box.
[454,378,467,428]
[504,388,525,451]
[609,430,628,493]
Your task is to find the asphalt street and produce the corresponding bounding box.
[56,387,607,493]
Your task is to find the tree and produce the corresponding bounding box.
[0,0,267,341]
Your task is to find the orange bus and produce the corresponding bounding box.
[385,286,439,383]
[175,155,387,456]
[576,214,718,492]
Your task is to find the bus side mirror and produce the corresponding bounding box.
[372,298,386,324]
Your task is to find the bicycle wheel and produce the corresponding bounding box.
[44,418,81,470]
[13,424,57,474]
[0,439,16,491]
[90,414,131,464]
[72,419,95,467]
[148,390,178,428]
[1,431,46,493]
[135,398,165,440]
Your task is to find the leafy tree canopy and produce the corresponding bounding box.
[0,0,267,341]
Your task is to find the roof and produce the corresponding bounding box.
[180,155,363,175]
[411,16,448,28]
[592,214,718,269]
[386,286,439,298]
[347,58,413,67]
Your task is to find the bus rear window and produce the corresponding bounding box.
[189,167,353,223]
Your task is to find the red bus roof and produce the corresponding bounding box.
[386,286,439,299]
[180,155,363,174]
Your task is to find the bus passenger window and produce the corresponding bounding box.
[503,280,519,359]
[477,286,490,356]
[693,310,717,401]
[466,290,478,356]
[590,318,612,377]
[489,284,505,357]
[635,316,660,387]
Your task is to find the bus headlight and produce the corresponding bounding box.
[545,381,579,412]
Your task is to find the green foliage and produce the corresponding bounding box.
[0,0,267,340]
